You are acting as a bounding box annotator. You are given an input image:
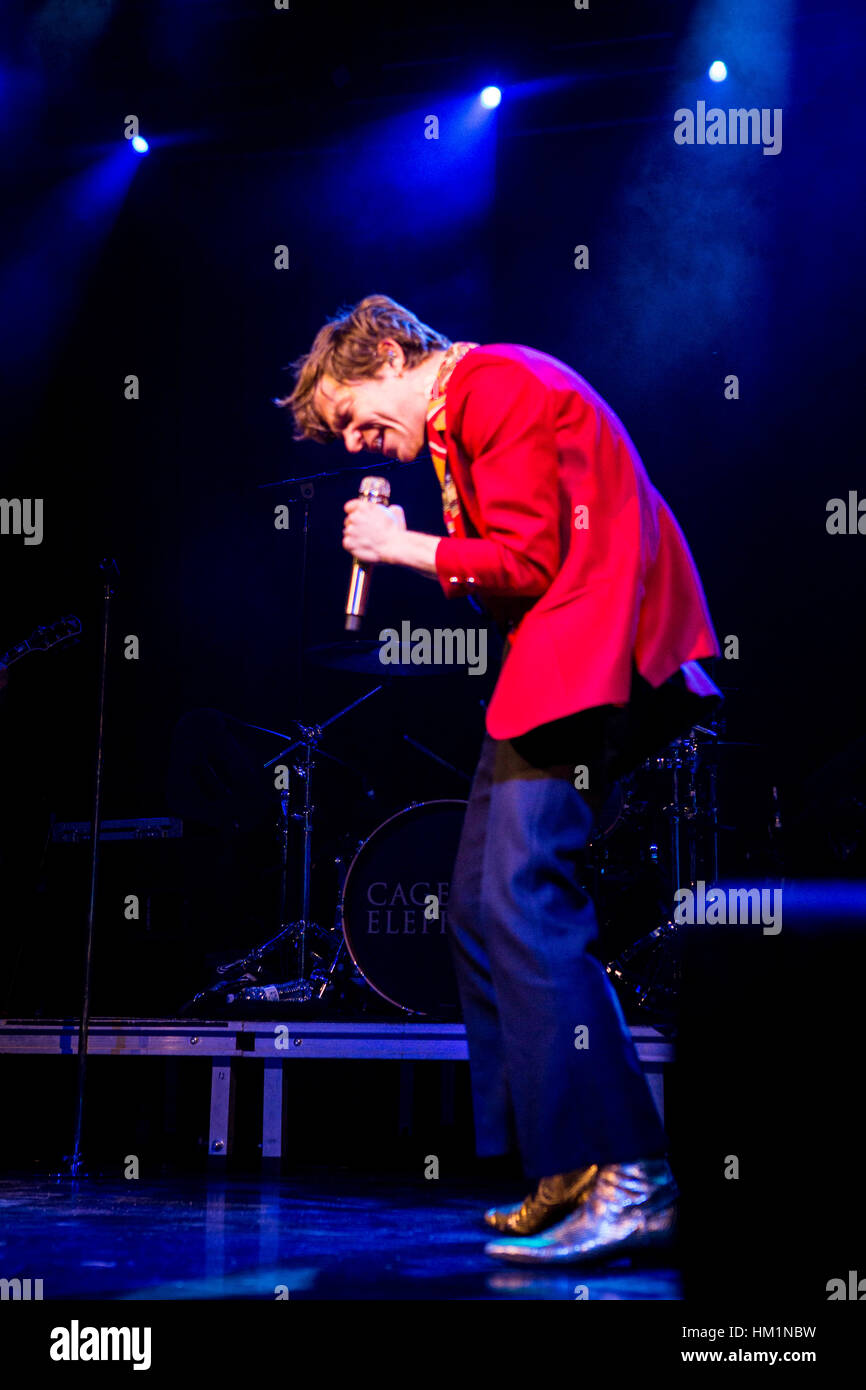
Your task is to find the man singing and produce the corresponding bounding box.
[280,294,721,1266]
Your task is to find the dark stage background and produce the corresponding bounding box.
[1,0,865,1234]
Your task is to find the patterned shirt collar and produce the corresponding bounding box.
[425,341,480,536]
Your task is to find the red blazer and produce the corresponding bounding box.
[430,344,721,740]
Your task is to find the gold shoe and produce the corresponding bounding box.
[484,1159,677,1264]
[483,1164,599,1236]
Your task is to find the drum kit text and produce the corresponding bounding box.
[365,880,450,933]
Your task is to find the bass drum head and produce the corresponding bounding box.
[342,800,467,1016]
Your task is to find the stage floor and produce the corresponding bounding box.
[0,1171,680,1301]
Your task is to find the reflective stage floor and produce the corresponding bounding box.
[0,1171,680,1301]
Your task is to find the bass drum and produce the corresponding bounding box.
[341,800,467,1016]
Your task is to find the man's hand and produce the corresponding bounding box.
[343,498,407,565]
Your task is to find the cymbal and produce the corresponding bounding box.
[306,640,460,678]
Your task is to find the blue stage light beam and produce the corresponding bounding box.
[480,86,501,109]
[131,134,149,154]
[0,146,139,425]
[708,60,728,82]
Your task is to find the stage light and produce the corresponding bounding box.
[131,135,149,154]
[480,86,501,109]
[708,61,727,83]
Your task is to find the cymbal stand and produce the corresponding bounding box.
[211,686,385,998]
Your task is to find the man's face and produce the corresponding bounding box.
[314,361,428,463]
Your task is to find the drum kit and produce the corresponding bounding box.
[591,727,721,1028]
[183,631,741,1031]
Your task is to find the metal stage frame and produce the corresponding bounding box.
[0,1018,673,1172]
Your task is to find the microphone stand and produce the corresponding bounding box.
[62,557,118,1179]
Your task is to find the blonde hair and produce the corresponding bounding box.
[277,294,451,443]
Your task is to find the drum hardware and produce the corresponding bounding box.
[598,720,729,1028]
[310,844,358,1002]
[587,780,631,846]
[180,687,385,1012]
[401,733,472,783]
[604,919,680,1030]
[245,691,387,997]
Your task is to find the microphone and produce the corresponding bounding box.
[345,475,391,632]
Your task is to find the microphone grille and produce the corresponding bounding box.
[359,476,391,502]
